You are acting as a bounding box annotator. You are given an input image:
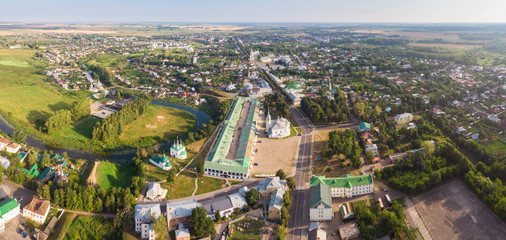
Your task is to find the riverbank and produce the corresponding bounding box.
[0,101,210,162]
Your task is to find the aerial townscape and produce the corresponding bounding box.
[0,1,506,240]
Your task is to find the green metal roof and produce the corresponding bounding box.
[359,122,371,131]
[0,198,19,218]
[309,182,332,209]
[204,97,259,174]
[150,154,171,167]
[21,163,40,178]
[38,167,52,180]
[310,174,373,188]
[53,154,64,161]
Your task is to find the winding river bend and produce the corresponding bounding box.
[0,100,210,164]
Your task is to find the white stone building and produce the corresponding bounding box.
[134,204,161,240]
[265,112,291,138]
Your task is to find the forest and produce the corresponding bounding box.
[324,129,362,168]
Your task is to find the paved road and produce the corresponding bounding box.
[287,107,314,240]
[405,197,433,240]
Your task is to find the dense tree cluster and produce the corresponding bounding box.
[88,63,114,87]
[354,200,407,240]
[264,93,290,118]
[324,129,361,168]
[70,100,91,122]
[300,91,349,123]
[44,109,72,133]
[92,97,150,141]
[465,171,506,221]
[190,206,216,238]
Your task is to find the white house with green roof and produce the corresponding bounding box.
[204,97,259,180]
[170,140,187,159]
[310,174,373,199]
[0,198,20,231]
[149,154,172,171]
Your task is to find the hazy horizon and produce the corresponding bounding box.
[2,0,505,23]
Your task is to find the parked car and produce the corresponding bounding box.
[253,163,258,166]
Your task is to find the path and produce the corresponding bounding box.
[86,161,100,186]
[63,210,117,219]
[405,197,433,240]
[191,175,199,196]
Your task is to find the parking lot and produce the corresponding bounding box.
[413,180,506,240]
[0,180,36,240]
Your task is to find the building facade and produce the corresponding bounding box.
[166,200,200,230]
[309,183,333,222]
[0,198,20,231]
[22,197,50,224]
[310,174,374,199]
[134,204,161,239]
[170,140,187,159]
[265,113,291,139]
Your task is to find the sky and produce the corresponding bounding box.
[1,0,506,23]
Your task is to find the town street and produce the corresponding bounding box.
[287,107,314,240]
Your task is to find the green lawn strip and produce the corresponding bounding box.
[162,171,196,200]
[59,116,102,141]
[96,162,133,191]
[47,212,75,240]
[196,176,227,195]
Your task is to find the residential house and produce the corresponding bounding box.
[394,113,413,126]
[365,144,379,157]
[22,197,50,224]
[359,122,371,132]
[149,154,172,171]
[203,196,234,219]
[309,183,333,222]
[258,177,286,198]
[146,182,168,200]
[308,222,327,240]
[0,137,10,151]
[268,189,284,219]
[38,167,54,183]
[175,223,191,240]
[6,142,20,154]
[134,204,161,240]
[166,200,200,230]
[0,198,20,231]
[21,163,40,178]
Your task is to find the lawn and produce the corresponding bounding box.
[487,140,506,155]
[96,162,134,190]
[230,218,264,240]
[63,215,118,240]
[119,104,196,142]
[196,177,227,195]
[59,116,102,142]
[0,49,76,125]
[162,171,196,200]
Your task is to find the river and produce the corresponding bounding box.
[0,101,210,164]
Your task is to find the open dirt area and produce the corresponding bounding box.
[249,108,299,176]
[413,179,506,240]
[86,161,100,186]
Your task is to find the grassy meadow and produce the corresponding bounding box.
[119,104,196,141]
[0,49,76,125]
[96,162,134,190]
[62,215,118,240]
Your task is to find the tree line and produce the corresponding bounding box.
[92,97,150,141]
[264,93,290,118]
[43,100,90,133]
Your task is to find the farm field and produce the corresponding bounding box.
[0,49,77,125]
[119,104,196,142]
[62,215,118,240]
[96,162,134,190]
[409,42,482,50]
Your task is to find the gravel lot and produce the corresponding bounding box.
[413,179,506,240]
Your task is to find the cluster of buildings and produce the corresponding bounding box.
[149,140,187,171]
[0,197,51,232]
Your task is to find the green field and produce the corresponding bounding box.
[161,171,196,200]
[63,215,119,240]
[59,116,102,142]
[230,218,264,240]
[196,177,227,195]
[119,104,196,141]
[0,49,76,125]
[96,162,134,190]
[48,212,75,240]
[487,141,506,155]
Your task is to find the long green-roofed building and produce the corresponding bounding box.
[204,97,259,180]
[310,174,373,198]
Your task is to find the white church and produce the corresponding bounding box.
[265,112,291,139]
[170,139,187,159]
